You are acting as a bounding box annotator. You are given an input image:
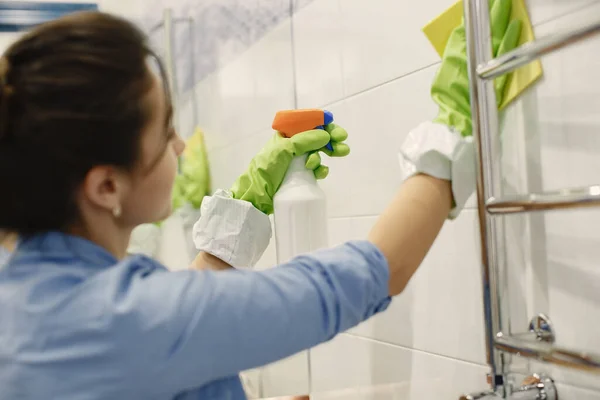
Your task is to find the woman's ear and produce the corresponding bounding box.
[81,165,125,214]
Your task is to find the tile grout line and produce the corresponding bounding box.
[203,60,443,153]
[179,1,600,135]
[318,61,441,109]
[341,332,488,368]
[531,0,600,28]
[326,206,478,222]
[178,0,598,108]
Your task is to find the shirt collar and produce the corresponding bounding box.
[16,232,117,269]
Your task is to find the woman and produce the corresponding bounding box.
[0,2,520,399]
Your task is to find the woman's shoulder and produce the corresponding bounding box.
[1,232,171,295]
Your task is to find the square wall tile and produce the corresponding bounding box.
[177,92,197,140]
[98,0,145,17]
[292,0,345,107]
[327,216,378,247]
[207,129,273,191]
[332,210,486,365]
[339,0,454,96]
[194,56,256,151]
[527,0,598,25]
[554,383,600,400]
[255,217,278,270]
[249,18,297,132]
[195,19,295,151]
[319,64,438,218]
[260,351,311,397]
[310,334,488,396]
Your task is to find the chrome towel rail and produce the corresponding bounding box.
[486,185,600,214]
[462,0,600,398]
[495,333,600,373]
[478,17,600,80]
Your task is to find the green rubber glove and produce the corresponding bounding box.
[431,0,522,137]
[231,123,350,215]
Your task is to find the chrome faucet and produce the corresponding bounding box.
[460,375,557,400]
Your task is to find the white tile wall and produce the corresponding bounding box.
[327,211,486,365]
[175,0,600,398]
[310,334,488,397]
[193,19,295,152]
[292,0,345,108]
[319,67,435,218]
[98,0,146,17]
[526,0,598,25]
[338,0,453,98]
[555,384,600,400]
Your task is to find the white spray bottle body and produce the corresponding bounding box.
[264,154,327,396]
[262,110,331,396]
[273,154,328,263]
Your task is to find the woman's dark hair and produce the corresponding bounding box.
[0,11,169,235]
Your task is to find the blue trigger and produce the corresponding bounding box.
[315,125,334,151]
[319,110,335,151]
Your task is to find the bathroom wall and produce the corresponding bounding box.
[96,0,144,17]
[166,0,600,398]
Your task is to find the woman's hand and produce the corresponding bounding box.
[230,124,349,215]
[431,0,522,136]
[399,0,522,219]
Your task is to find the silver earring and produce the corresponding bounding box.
[112,205,122,218]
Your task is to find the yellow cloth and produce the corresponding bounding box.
[422,0,542,110]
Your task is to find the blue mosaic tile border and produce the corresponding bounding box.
[0,1,97,32]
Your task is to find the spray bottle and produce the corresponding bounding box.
[263,109,334,396]
[271,109,334,264]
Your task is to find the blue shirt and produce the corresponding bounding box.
[0,232,391,399]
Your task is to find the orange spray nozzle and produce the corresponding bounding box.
[272,109,334,150]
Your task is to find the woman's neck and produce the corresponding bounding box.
[68,220,132,260]
[0,231,18,252]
